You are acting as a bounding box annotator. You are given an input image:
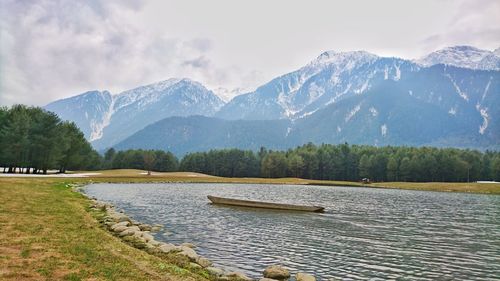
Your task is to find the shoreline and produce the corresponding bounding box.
[1,176,498,280]
[76,183,306,281]
[0,178,212,280]
[75,183,235,279]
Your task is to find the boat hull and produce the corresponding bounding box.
[207,195,325,212]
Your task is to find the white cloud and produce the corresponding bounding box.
[420,0,500,54]
[0,0,258,105]
[0,0,498,106]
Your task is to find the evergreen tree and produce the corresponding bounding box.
[386,156,399,181]
[287,154,304,178]
[358,155,372,179]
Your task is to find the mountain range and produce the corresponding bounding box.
[45,45,500,155]
[46,78,224,149]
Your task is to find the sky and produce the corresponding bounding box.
[0,0,499,106]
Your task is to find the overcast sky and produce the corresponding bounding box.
[1,0,499,106]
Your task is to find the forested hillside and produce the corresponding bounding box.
[45,46,500,152]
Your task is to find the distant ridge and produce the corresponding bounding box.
[45,78,225,149]
[45,45,500,152]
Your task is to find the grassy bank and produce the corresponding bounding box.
[371,181,500,194]
[0,177,209,281]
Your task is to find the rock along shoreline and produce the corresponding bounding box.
[73,183,319,281]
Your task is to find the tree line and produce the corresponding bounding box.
[104,144,498,182]
[102,148,178,173]
[2,105,499,181]
[0,105,101,174]
[175,144,500,182]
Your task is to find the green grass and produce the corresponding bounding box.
[0,177,209,281]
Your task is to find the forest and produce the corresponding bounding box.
[178,144,500,182]
[102,144,500,182]
[1,105,499,182]
[0,105,100,173]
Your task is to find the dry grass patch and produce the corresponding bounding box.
[372,181,500,194]
[0,178,209,281]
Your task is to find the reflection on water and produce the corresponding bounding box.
[85,183,500,280]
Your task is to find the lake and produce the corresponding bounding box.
[85,183,500,280]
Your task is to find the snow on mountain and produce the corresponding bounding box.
[212,87,245,102]
[46,45,500,151]
[217,50,415,120]
[307,50,379,71]
[45,90,113,141]
[113,78,182,110]
[45,78,225,149]
[416,46,500,70]
[495,47,500,57]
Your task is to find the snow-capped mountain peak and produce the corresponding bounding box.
[494,47,500,57]
[212,87,246,102]
[309,50,378,69]
[114,78,182,108]
[45,77,225,148]
[416,45,500,70]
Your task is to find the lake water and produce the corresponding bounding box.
[85,183,500,280]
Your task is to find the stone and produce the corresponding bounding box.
[260,279,279,281]
[138,224,152,231]
[158,243,179,253]
[110,221,130,230]
[147,240,162,247]
[151,224,163,231]
[296,273,316,281]
[141,233,154,242]
[112,225,128,233]
[225,272,252,280]
[135,236,148,243]
[181,242,196,248]
[132,232,143,238]
[96,201,110,209]
[117,215,130,222]
[108,211,130,223]
[263,265,290,280]
[118,226,141,237]
[206,266,224,276]
[196,257,212,268]
[189,262,202,269]
[178,246,198,261]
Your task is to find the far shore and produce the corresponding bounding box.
[1,169,499,195]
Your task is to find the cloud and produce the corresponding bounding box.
[420,0,500,54]
[1,0,497,106]
[182,56,211,69]
[0,0,250,106]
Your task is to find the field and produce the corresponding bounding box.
[1,170,499,280]
[0,177,210,281]
[68,169,500,195]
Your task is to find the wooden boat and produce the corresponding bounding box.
[207,195,325,213]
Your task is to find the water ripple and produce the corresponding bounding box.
[85,183,500,280]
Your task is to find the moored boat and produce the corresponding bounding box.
[207,195,325,212]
